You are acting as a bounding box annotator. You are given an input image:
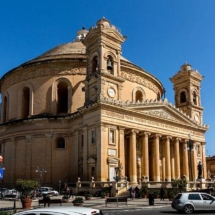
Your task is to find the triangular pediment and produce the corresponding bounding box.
[126,101,200,127]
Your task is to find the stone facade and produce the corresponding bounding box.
[0,18,208,187]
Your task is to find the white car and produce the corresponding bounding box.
[39,187,59,196]
[172,192,215,214]
[14,206,103,215]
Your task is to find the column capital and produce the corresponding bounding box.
[172,137,181,142]
[162,135,172,141]
[151,133,162,139]
[139,131,151,137]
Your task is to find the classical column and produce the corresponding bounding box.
[173,138,181,179]
[201,142,207,178]
[182,139,189,180]
[82,127,88,180]
[129,129,138,184]
[152,134,161,181]
[141,132,150,178]
[118,127,125,177]
[163,136,171,181]
[161,141,165,181]
[170,142,175,180]
[192,142,198,180]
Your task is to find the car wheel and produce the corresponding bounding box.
[184,204,194,214]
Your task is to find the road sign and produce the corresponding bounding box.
[0,168,4,179]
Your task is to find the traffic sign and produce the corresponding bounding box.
[0,168,4,179]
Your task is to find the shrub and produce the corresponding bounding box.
[15,179,40,199]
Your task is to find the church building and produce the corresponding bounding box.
[0,18,208,187]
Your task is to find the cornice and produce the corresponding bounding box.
[0,61,87,92]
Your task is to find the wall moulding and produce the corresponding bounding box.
[102,109,204,138]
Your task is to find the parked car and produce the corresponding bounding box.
[172,192,215,214]
[14,206,103,215]
[0,188,9,198]
[4,189,20,198]
[39,187,59,196]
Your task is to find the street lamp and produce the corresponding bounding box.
[114,167,119,207]
[35,167,47,185]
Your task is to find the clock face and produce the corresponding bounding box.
[108,88,115,97]
[194,114,199,122]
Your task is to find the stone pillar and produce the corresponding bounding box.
[201,142,207,179]
[152,134,161,181]
[10,137,16,183]
[182,139,189,180]
[141,132,150,178]
[71,131,79,181]
[170,142,175,180]
[160,141,165,181]
[45,134,52,183]
[163,136,172,181]
[129,129,138,184]
[25,135,32,179]
[173,138,181,179]
[192,142,198,180]
[118,127,125,177]
[82,127,88,180]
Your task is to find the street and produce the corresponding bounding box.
[102,206,215,215]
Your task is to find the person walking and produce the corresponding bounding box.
[131,187,136,200]
[160,187,165,201]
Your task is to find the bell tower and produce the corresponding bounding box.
[170,63,204,124]
[82,18,126,105]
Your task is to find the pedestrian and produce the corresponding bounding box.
[69,187,73,198]
[131,187,135,200]
[160,187,165,201]
[42,194,50,207]
[128,186,132,198]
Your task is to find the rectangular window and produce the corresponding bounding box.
[109,130,115,144]
[91,131,95,144]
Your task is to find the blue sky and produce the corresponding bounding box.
[0,0,214,155]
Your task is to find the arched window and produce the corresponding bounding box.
[92,56,98,72]
[193,92,197,105]
[22,87,30,118]
[180,91,186,103]
[107,55,113,74]
[3,96,8,123]
[157,92,161,100]
[136,90,143,102]
[56,137,65,148]
[57,82,68,114]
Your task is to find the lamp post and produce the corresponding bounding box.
[114,167,119,207]
[35,167,47,185]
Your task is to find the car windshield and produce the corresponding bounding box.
[174,194,182,199]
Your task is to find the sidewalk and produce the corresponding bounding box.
[0,196,172,212]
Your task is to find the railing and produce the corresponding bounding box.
[72,178,215,196]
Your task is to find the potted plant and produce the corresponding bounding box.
[140,188,148,198]
[72,197,84,206]
[153,189,159,199]
[101,191,106,198]
[85,193,93,200]
[167,190,175,201]
[62,194,70,203]
[15,179,40,209]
